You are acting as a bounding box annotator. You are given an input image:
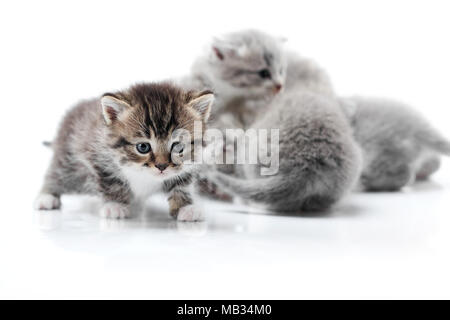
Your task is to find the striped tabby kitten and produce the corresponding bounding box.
[34,83,213,221]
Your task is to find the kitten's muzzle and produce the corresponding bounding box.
[273,83,283,93]
[155,163,169,172]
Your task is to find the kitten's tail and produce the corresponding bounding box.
[211,172,287,201]
[416,129,450,156]
[210,172,337,212]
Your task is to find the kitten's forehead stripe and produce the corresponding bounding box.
[134,131,145,138]
[167,112,177,133]
[128,84,182,138]
[143,107,153,138]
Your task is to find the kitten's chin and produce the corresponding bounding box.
[121,164,181,181]
[153,171,172,178]
[149,167,181,180]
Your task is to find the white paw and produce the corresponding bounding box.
[34,193,61,210]
[99,202,131,219]
[177,205,204,222]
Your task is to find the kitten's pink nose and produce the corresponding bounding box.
[155,163,169,172]
[274,83,283,93]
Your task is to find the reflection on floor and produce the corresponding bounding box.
[1,163,450,299]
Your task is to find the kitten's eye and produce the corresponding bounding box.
[258,69,271,79]
[171,142,184,154]
[136,143,151,154]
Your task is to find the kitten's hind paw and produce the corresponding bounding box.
[34,193,61,210]
[177,205,204,222]
[100,202,131,219]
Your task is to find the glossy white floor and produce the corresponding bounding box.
[1,156,450,299]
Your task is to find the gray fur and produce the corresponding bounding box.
[35,83,209,220]
[180,30,361,211]
[179,29,334,131]
[184,29,449,198]
[340,96,450,191]
[39,98,114,197]
[211,92,362,212]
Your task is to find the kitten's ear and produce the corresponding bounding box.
[212,46,225,60]
[212,44,248,60]
[101,95,130,125]
[212,37,247,60]
[187,91,214,122]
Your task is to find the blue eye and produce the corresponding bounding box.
[136,143,151,154]
[258,69,271,79]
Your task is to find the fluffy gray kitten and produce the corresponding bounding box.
[181,30,361,211]
[211,91,362,212]
[340,97,450,191]
[179,29,334,131]
[184,29,449,197]
[34,82,214,221]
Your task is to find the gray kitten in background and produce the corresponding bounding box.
[34,82,213,221]
[340,97,450,191]
[184,29,449,197]
[181,30,361,211]
[211,91,362,212]
[179,29,334,131]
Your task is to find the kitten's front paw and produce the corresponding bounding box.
[100,202,131,219]
[177,205,204,222]
[34,193,61,210]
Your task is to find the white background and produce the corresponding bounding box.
[0,0,450,299]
